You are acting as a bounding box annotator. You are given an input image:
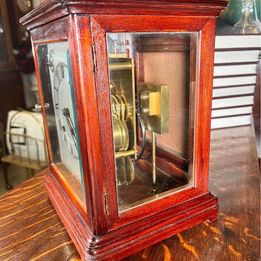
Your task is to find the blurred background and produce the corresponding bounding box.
[0,0,260,195]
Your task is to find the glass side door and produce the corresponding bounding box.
[106,32,197,211]
[36,42,85,201]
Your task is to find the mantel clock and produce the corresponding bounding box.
[21,1,227,259]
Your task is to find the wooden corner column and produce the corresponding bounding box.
[21,1,227,260]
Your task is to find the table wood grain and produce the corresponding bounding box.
[0,126,260,261]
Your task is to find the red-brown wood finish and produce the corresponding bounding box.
[91,15,218,230]
[21,1,227,260]
[46,170,218,260]
[68,14,115,234]
[20,0,227,30]
[30,16,94,230]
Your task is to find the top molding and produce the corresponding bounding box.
[20,0,227,30]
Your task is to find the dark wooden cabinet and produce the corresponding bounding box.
[21,1,227,260]
[0,0,24,126]
[6,0,33,47]
[0,70,25,126]
[0,0,15,70]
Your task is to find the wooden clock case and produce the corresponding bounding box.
[21,1,227,260]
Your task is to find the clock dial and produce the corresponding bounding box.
[53,62,79,160]
[36,42,83,185]
[16,0,32,13]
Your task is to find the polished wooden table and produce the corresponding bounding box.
[0,126,260,261]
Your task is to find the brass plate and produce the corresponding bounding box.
[138,83,169,134]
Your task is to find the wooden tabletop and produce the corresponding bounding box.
[0,126,260,261]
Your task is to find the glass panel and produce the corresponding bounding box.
[36,42,84,192]
[107,32,197,211]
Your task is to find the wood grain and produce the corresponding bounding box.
[0,126,259,260]
[0,174,76,261]
[20,0,227,30]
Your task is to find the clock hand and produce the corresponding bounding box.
[62,107,78,152]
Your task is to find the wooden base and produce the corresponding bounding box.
[45,171,218,260]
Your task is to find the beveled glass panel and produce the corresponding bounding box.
[106,32,197,211]
[36,42,84,195]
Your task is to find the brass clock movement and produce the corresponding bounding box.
[21,1,227,260]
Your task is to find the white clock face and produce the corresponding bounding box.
[38,42,83,184]
[53,62,79,160]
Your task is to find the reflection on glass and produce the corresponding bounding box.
[233,0,261,34]
[37,42,84,188]
[107,32,197,211]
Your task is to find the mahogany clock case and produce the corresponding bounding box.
[21,1,227,260]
